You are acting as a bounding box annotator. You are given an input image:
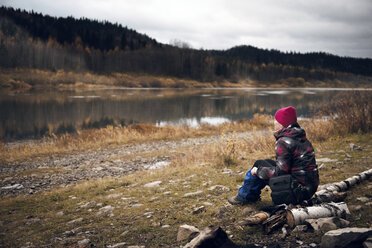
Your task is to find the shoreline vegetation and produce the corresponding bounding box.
[0,92,371,247]
[1,68,371,93]
[1,91,371,163]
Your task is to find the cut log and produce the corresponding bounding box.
[238,212,269,226]
[286,202,350,227]
[262,210,287,233]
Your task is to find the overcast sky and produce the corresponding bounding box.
[2,0,372,58]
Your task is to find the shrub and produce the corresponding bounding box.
[319,91,372,134]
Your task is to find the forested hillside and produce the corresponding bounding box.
[1,6,371,85]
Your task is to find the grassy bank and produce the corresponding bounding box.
[0,68,369,92]
[0,114,272,164]
[0,92,371,247]
[0,128,371,247]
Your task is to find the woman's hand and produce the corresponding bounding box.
[251,167,258,176]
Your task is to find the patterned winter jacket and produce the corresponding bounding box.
[257,122,319,200]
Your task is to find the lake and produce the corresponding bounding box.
[0,88,370,140]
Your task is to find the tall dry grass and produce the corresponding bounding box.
[316,91,372,134]
[0,68,248,90]
[0,114,273,164]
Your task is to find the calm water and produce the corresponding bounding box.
[0,88,369,140]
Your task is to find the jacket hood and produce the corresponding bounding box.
[274,122,306,141]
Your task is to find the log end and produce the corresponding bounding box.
[286,210,295,228]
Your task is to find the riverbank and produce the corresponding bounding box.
[1,68,370,92]
[0,92,371,247]
[0,121,371,247]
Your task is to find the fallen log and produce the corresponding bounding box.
[286,202,350,228]
[311,168,372,204]
[239,168,371,232]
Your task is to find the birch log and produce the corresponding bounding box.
[311,168,372,204]
[286,202,350,227]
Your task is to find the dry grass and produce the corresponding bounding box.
[0,131,371,247]
[0,68,250,91]
[1,95,372,247]
[320,91,372,134]
[0,114,273,164]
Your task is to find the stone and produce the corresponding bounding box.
[202,202,213,206]
[107,242,127,248]
[184,225,235,248]
[317,158,338,163]
[144,181,162,188]
[318,163,326,169]
[350,205,363,211]
[25,218,41,225]
[1,184,24,190]
[149,196,159,202]
[77,238,90,248]
[306,217,350,232]
[363,236,372,248]
[217,206,230,219]
[357,197,369,202]
[183,191,203,197]
[143,212,154,217]
[79,201,96,208]
[56,211,64,216]
[192,206,206,215]
[131,204,144,208]
[105,193,123,199]
[309,243,317,247]
[127,246,145,248]
[67,217,83,225]
[177,224,200,242]
[242,207,255,215]
[161,225,170,228]
[208,185,230,192]
[222,168,233,175]
[320,227,372,248]
[292,225,308,233]
[350,143,362,151]
[96,205,115,216]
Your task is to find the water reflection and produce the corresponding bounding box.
[0,88,369,140]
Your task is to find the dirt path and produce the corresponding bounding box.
[0,130,269,197]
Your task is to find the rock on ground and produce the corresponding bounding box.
[144,181,162,188]
[177,224,200,242]
[208,185,230,192]
[183,190,203,197]
[77,238,90,248]
[305,217,350,232]
[184,225,236,248]
[320,227,372,248]
[106,242,127,248]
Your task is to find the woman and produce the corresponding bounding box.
[228,106,319,205]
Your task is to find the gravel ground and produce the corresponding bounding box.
[0,131,268,197]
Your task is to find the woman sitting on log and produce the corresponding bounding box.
[228,106,319,205]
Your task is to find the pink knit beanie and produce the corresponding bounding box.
[274,106,297,128]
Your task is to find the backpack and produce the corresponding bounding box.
[269,174,301,205]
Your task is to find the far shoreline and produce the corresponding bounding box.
[1,68,371,93]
